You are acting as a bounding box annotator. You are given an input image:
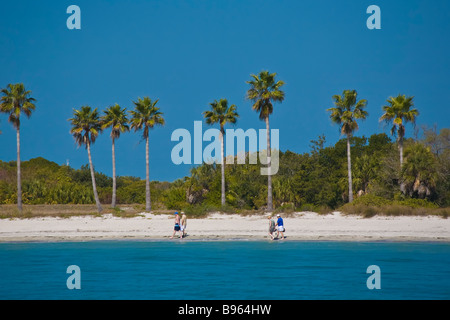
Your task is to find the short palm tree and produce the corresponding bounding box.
[129,97,165,212]
[68,106,103,213]
[402,143,436,198]
[101,104,129,208]
[379,94,418,167]
[0,83,36,212]
[246,70,285,211]
[327,89,368,203]
[203,98,239,206]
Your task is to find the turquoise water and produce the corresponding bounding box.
[0,241,449,300]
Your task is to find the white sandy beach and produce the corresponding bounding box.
[0,211,449,242]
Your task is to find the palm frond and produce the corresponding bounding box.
[379,94,417,137]
[203,98,239,133]
[101,103,130,139]
[246,71,285,120]
[0,83,36,129]
[129,96,165,139]
[68,105,102,148]
[327,89,367,136]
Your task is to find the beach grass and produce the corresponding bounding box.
[340,203,449,218]
[0,202,448,219]
[0,204,146,219]
[337,194,449,218]
[0,203,296,219]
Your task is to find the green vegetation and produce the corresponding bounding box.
[1,127,448,218]
[101,104,130,208]
[327,89,368,203]
[1,77,449,218]
[129,97,165,212]
[380,94,419,167]
[246,70,285,211]
[203,98,239,206]
[340,194,448,218]
[68,106,103,213]
[0,83,36,212]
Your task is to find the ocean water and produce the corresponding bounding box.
[0,240,449,300]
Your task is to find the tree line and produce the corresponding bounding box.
[1,73,449,214]
[0,127,448,213]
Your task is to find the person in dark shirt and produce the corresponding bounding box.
[170,212,181,239]
[275,214,285,240]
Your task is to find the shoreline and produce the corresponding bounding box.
[2,236,449,243]
[0,211,449,243]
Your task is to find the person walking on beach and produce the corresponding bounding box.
[275,214,285,240]
[170,212,182,239]
[180,212,187,238]
[268,215,276,240]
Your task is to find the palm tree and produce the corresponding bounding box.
[68,106,103,213]
[379,94,418,167]
[327,89,368,203]
[402,143,437,199]
[246,70,285,211]
[203,98,239,206]
[0,83,36,212]
[129,97,165,212]
[101,104,130,208]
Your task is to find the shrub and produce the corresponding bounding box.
[351,194,391,207]
[181,204,219,218]
[396,198,439,209]
[275,202,295,214]
[164,186,188,210]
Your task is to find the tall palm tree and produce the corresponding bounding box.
[0,83,36,212]
[246,70,285,211]
[203,98,239,206]
[68,106,103,213]
[379,94,418,167]
[129,97,165,212]
[327,89,368,203]
[101,104,130,208]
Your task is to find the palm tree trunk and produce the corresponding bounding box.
[145,136,151,212]
[220,128,225,207]
[398,130,407,194]
[16,127,22,212]
[265,116,273,211]
[347,135,353,203]
[111,137,116,208]
[87,140,102,213]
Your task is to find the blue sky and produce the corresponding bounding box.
[1,0,449,182]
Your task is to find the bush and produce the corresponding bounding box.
[351,194,391,207]
[342,194,440,218]
[181,204,216,218]
[295,203,332,215]
[396,198,439,209]
[181,203,237,218]
[164,186,188,210]
[341,202,445,218]
[361,206,378,218]
[275,202,296,213]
